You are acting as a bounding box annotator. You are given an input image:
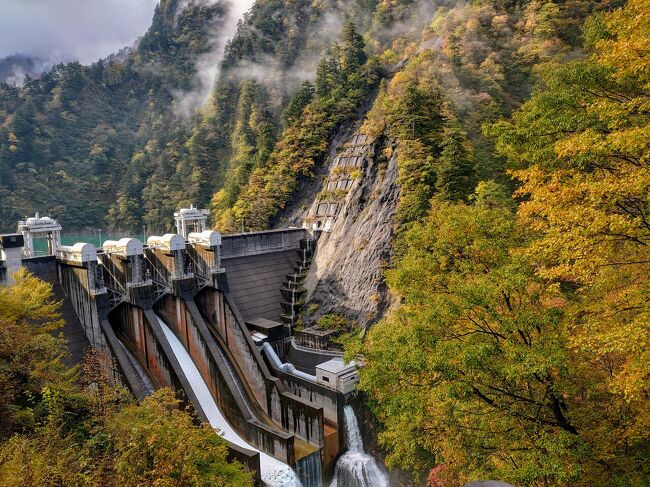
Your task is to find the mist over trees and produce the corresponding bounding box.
[0,0,428,232]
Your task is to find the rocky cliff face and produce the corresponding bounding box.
[295,127,400,326]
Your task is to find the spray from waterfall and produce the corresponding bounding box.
[330,405,389,487]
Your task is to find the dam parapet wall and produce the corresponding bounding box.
[221,228,310,259]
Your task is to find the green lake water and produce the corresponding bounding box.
[32,232,144,253]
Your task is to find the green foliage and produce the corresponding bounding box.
[1,0,523,233]
[487,0,650,480]
[282,81,315,128]
[316,313,351,332]
[341,22,368,72]
[106,390,251,486]
[354,182,649,485]
[0,0,420,233]
[0,0,226,232]
[355,1,650,485]
[364,72,444,222]
[0,389,252,487]
[361,0,609,227]
[212,80,278,221]
[354,190,579,481]
[436,123,475,201]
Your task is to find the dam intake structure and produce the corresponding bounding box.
[0,209,381,486]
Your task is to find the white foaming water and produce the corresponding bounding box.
[330,406,389,487]
[157,316,301,487]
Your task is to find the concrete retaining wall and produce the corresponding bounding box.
[22,255,58,282]
[58,264,108,352]
[221,229,309,259]
[53,256,265,484]
[56,261,154,400]
[196,288,326,450]
[263,350,344,475]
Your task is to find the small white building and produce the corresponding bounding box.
[174,205,209,237]
[315,358,359,395]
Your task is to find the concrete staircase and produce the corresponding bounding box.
[280,237,315,329]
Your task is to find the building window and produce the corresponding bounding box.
[322,376,330,382]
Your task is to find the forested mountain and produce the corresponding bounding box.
[0,0,226,230]
[0,0,610,232]
[0,0,428,231]
[348,0,649,486]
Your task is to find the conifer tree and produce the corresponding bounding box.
[435,124,475,201]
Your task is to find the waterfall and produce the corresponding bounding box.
[330,406,389,487]
[296,450,322,487]
[156,316,301,487]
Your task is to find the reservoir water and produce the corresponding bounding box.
[32,232,136,254]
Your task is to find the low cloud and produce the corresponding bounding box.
[172,0,256,117]
[0,54,50,84]
[0,0,158,64]
[226,11,345,104]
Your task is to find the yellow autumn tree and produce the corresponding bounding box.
[0,269,68,439]
[490,0,650,470]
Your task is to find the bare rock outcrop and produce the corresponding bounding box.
[300,133,399,326]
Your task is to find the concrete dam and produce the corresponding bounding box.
[0,209,365,487]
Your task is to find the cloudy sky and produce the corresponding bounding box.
[0,0,159,64]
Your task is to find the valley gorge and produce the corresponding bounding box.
[0,0,649,486]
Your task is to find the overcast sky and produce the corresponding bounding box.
[0,0,159,64]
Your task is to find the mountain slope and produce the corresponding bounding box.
[0,0,438,232]
[0,0,225,231]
